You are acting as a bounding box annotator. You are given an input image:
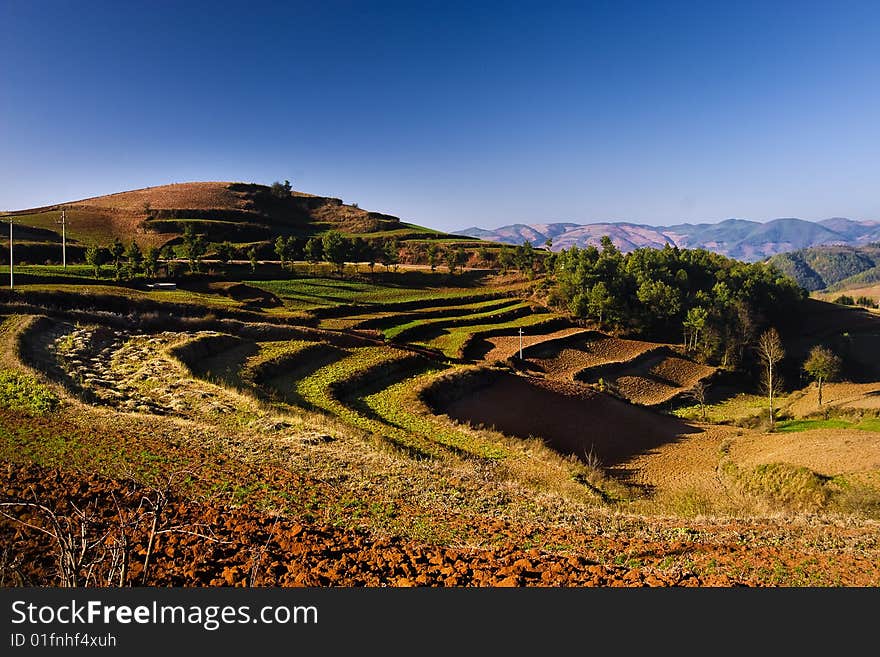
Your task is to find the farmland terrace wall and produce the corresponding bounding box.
[248,343,342,385]
[459,317,573,360]
[310,290,515,319]
[167,333,247,370]
[389,304,539,344]
[0,287,318,327]
[519,329,607,360]
[331,354,430,400]
[419,366,499,411]
[571,345,676,383]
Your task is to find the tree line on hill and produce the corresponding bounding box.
[79,226,489,280]
[832,294,878,308]
[541,237,806,369]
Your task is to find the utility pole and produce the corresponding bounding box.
[7,220,13,290]
[57,208,67,268]
[518,327,524,360]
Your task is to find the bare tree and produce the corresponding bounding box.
[757,328,785,428]
[0,468,225,587]
[685,380,709,421]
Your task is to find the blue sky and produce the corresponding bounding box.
[2,1,880,231]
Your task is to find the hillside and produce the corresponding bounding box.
[1,181,478,264]
[768,245,880,291]
[2,264,880,588]
[456,217,880,261]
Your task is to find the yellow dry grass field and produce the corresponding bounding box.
[69,181,253,211]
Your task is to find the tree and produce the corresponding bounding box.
[285,236,300,263]
[381,238,400,272]
[144,246,161,278]
[683,306,709,352]
[159,244,176,277]
[444,248,458,274]
[587,282,613,324]
[454,246,468,272]
[497,246,515,273]
[270,180,292,198]
[85,245,107,279]
[215,241,235,267]
[247,246,259,273]
[322,230,348,274]
[757,328,785,428]
[109,238,125,281]
[684,381,709,422]
[477,245,493,267]
[304,237,323,272]
[182,225,207,273]
[125,241,143,277]
[636,279,681,319]
[426,243,441,272]
[514,241,536,274]
[803,346,842,409]
[274,236,288,268]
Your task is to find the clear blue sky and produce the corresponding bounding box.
[2,1,880,231]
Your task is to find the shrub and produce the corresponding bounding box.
[0,369,59,414]
[270,180,292,198]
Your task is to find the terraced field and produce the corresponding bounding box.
[484,330,717,407]
[4,269,880,590]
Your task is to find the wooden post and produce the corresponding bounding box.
[8,220,13,290]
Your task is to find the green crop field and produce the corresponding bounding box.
[777,418,880,433]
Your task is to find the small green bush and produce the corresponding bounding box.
[0,369,59,414]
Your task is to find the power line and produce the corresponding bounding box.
[7,219,13,290]
[56,208,68,268]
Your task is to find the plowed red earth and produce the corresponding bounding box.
[3,461,879,587]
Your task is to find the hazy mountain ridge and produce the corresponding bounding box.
[455,217,880,262]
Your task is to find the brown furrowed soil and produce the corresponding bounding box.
[481,327,592,363]
[785,382,880,415]
[529,336,658,373]
[498,332,716,407]
[3,460,880,587]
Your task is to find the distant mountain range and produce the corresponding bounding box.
[455,218,880,262]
